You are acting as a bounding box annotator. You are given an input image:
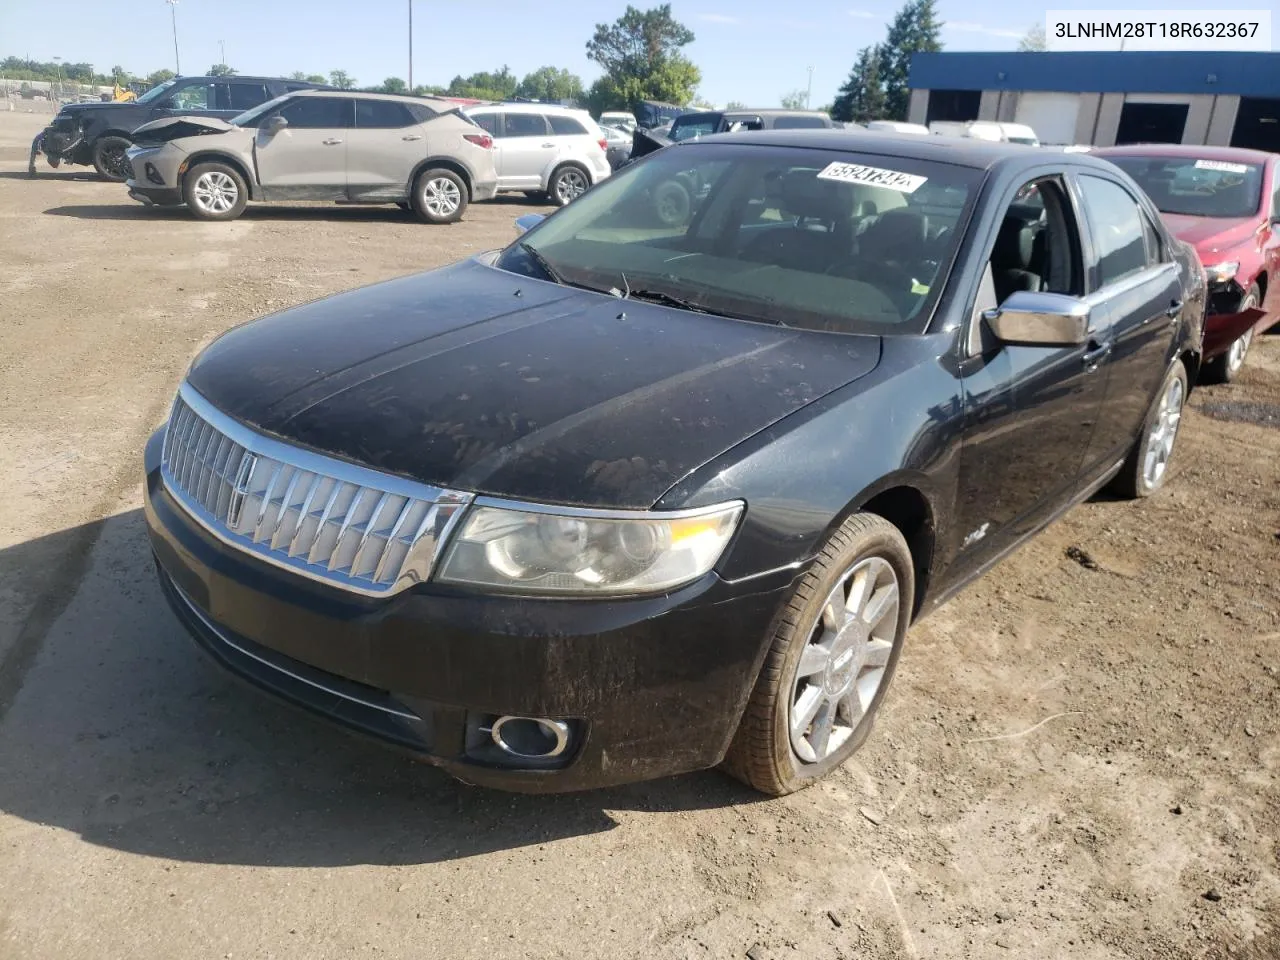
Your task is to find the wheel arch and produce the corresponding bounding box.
[181,152,257,201]
[548,158,592,188]
[410,158,474,200]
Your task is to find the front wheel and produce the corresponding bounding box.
[1109,360,1188,499]
[182,162,248,221]
[1200,283,1260,384]
[723,513,913,796]
[92,135,134,182]
[411,168,467,224]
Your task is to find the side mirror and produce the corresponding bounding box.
[266,115,289,134]
[514,213,546,236]
[983,290,1090,346]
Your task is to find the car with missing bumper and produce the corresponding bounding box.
[1093,144,1278,382]
[144,130,1203,795]
[32,74,323,182]
[124,90,497,223]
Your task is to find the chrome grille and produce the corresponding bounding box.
[161,383,472,596]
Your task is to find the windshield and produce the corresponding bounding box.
[230,93,292,127]
[670,117,719,141]
[136,79,177,104]
[1107,155,1264,218]
[496,143,980,334]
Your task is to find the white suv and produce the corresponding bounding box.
[463,103,611,205]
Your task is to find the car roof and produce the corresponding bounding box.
[293,89,454,107]
[700,128,1125,171]
[465,102,591,116]
[180,75,325,85]
[1091,143,1275,165]
[678,109,830,120]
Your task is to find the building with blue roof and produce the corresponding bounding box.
[906,51,1280,149]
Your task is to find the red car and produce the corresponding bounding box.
[1094,144,1278,382]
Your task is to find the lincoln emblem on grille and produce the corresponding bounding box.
[226,451,258,529]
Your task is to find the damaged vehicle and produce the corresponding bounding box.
[124,90,498,223]
[1094,144,1277,382]
[31,75,320,182]
[145,131,1203,796]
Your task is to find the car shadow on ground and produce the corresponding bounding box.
[0,509,765,869]
[0,170,102,182]
[41,203,428,223]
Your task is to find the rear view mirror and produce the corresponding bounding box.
[983,291,1090,346]
[266,115,289,134]
[514,213,546,236]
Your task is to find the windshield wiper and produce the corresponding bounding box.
[519,242,566,285]
[626,288,715,313]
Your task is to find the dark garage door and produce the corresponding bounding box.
[1231,98,1280,153]
[1116,102,1188,145]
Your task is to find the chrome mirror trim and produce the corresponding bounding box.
[983,291,1090,346]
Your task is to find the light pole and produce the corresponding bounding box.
[805,65,814,109]
[219,39,226,67]
[408,0,414,91]
[166,0,181,75]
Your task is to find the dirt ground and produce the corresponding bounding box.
[0,108,1277,960]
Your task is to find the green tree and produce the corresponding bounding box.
[875,0,941,121]
[724,100,746,110]
[584,4,701,113]
[147,68,176,87]
[446,66,517,100]
[780,89,807,110]
[831,45,887,124]
[208,63,237,77]
[289,71,307,80]
[1018,22,1047,51]
[516,66,584,103]
[329,69,355,89]
[379,77,408,94]
[305,74,326,84]
[110,65,131,83]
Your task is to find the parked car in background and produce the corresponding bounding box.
[33,75,326,182]
[601,123,633,170]
[636,99,686,129]
[1094,144,1278,382]
[600,111,637,132]
[668,108,836,143]
[929,121,1040,146]
[463,103,611,206]
[867,120,930,135]
[124,91,496,223]
[144,130,1203,797]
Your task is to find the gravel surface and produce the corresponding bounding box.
[1,109,1278,959]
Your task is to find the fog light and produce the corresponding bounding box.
[145,163,164,185]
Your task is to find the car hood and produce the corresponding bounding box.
[131,115,239,145]
[1159,213,1259,259]
[187,258,881,508]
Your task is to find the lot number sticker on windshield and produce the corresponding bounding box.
[817,162,928,193]
[1194,159,1249,174]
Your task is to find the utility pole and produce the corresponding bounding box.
[408,1,414,91]
[166,0,181,75]
[805,65,814,109]
[219,40,226,67]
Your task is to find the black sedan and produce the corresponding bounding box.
[144,131,1205,795]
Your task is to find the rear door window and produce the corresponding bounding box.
[277,96,352,129]
[226,82,270,110]
[772,115,828,129]
[1077,175,1155,288]
[355,99,416,128]
[503,113,550,137]
[548,115,589,136]
[169,82,216,111]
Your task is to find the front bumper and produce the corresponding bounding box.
[38,120,88,164]
[1203,280,1268,359]
[143,429,791,792]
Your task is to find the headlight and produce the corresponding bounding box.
[435,500,744,596]
[1205,261,1239,284]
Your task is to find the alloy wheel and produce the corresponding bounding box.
[192,171,239,215]
[789,555,900,764]
[554,169,588,204]
[1142,374,1184,489]
[1226,294,1257,375]
[101,144,132,180]
[422,177,461,218]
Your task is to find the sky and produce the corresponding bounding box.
[0,0,1275,107]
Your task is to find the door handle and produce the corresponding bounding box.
[402,134,422,141]
[322,138,343,145]
[1164,299,1183,318]
[1081,339,1112,370]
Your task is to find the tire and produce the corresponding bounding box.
[653,179,692,227]
[723,513,914,796]
[548,165,590,207]
[411,168,467,224]
[1200,283,1260,384]
[182,162,248,222]
[1108,360,1188,499]
[91,135,133,182]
